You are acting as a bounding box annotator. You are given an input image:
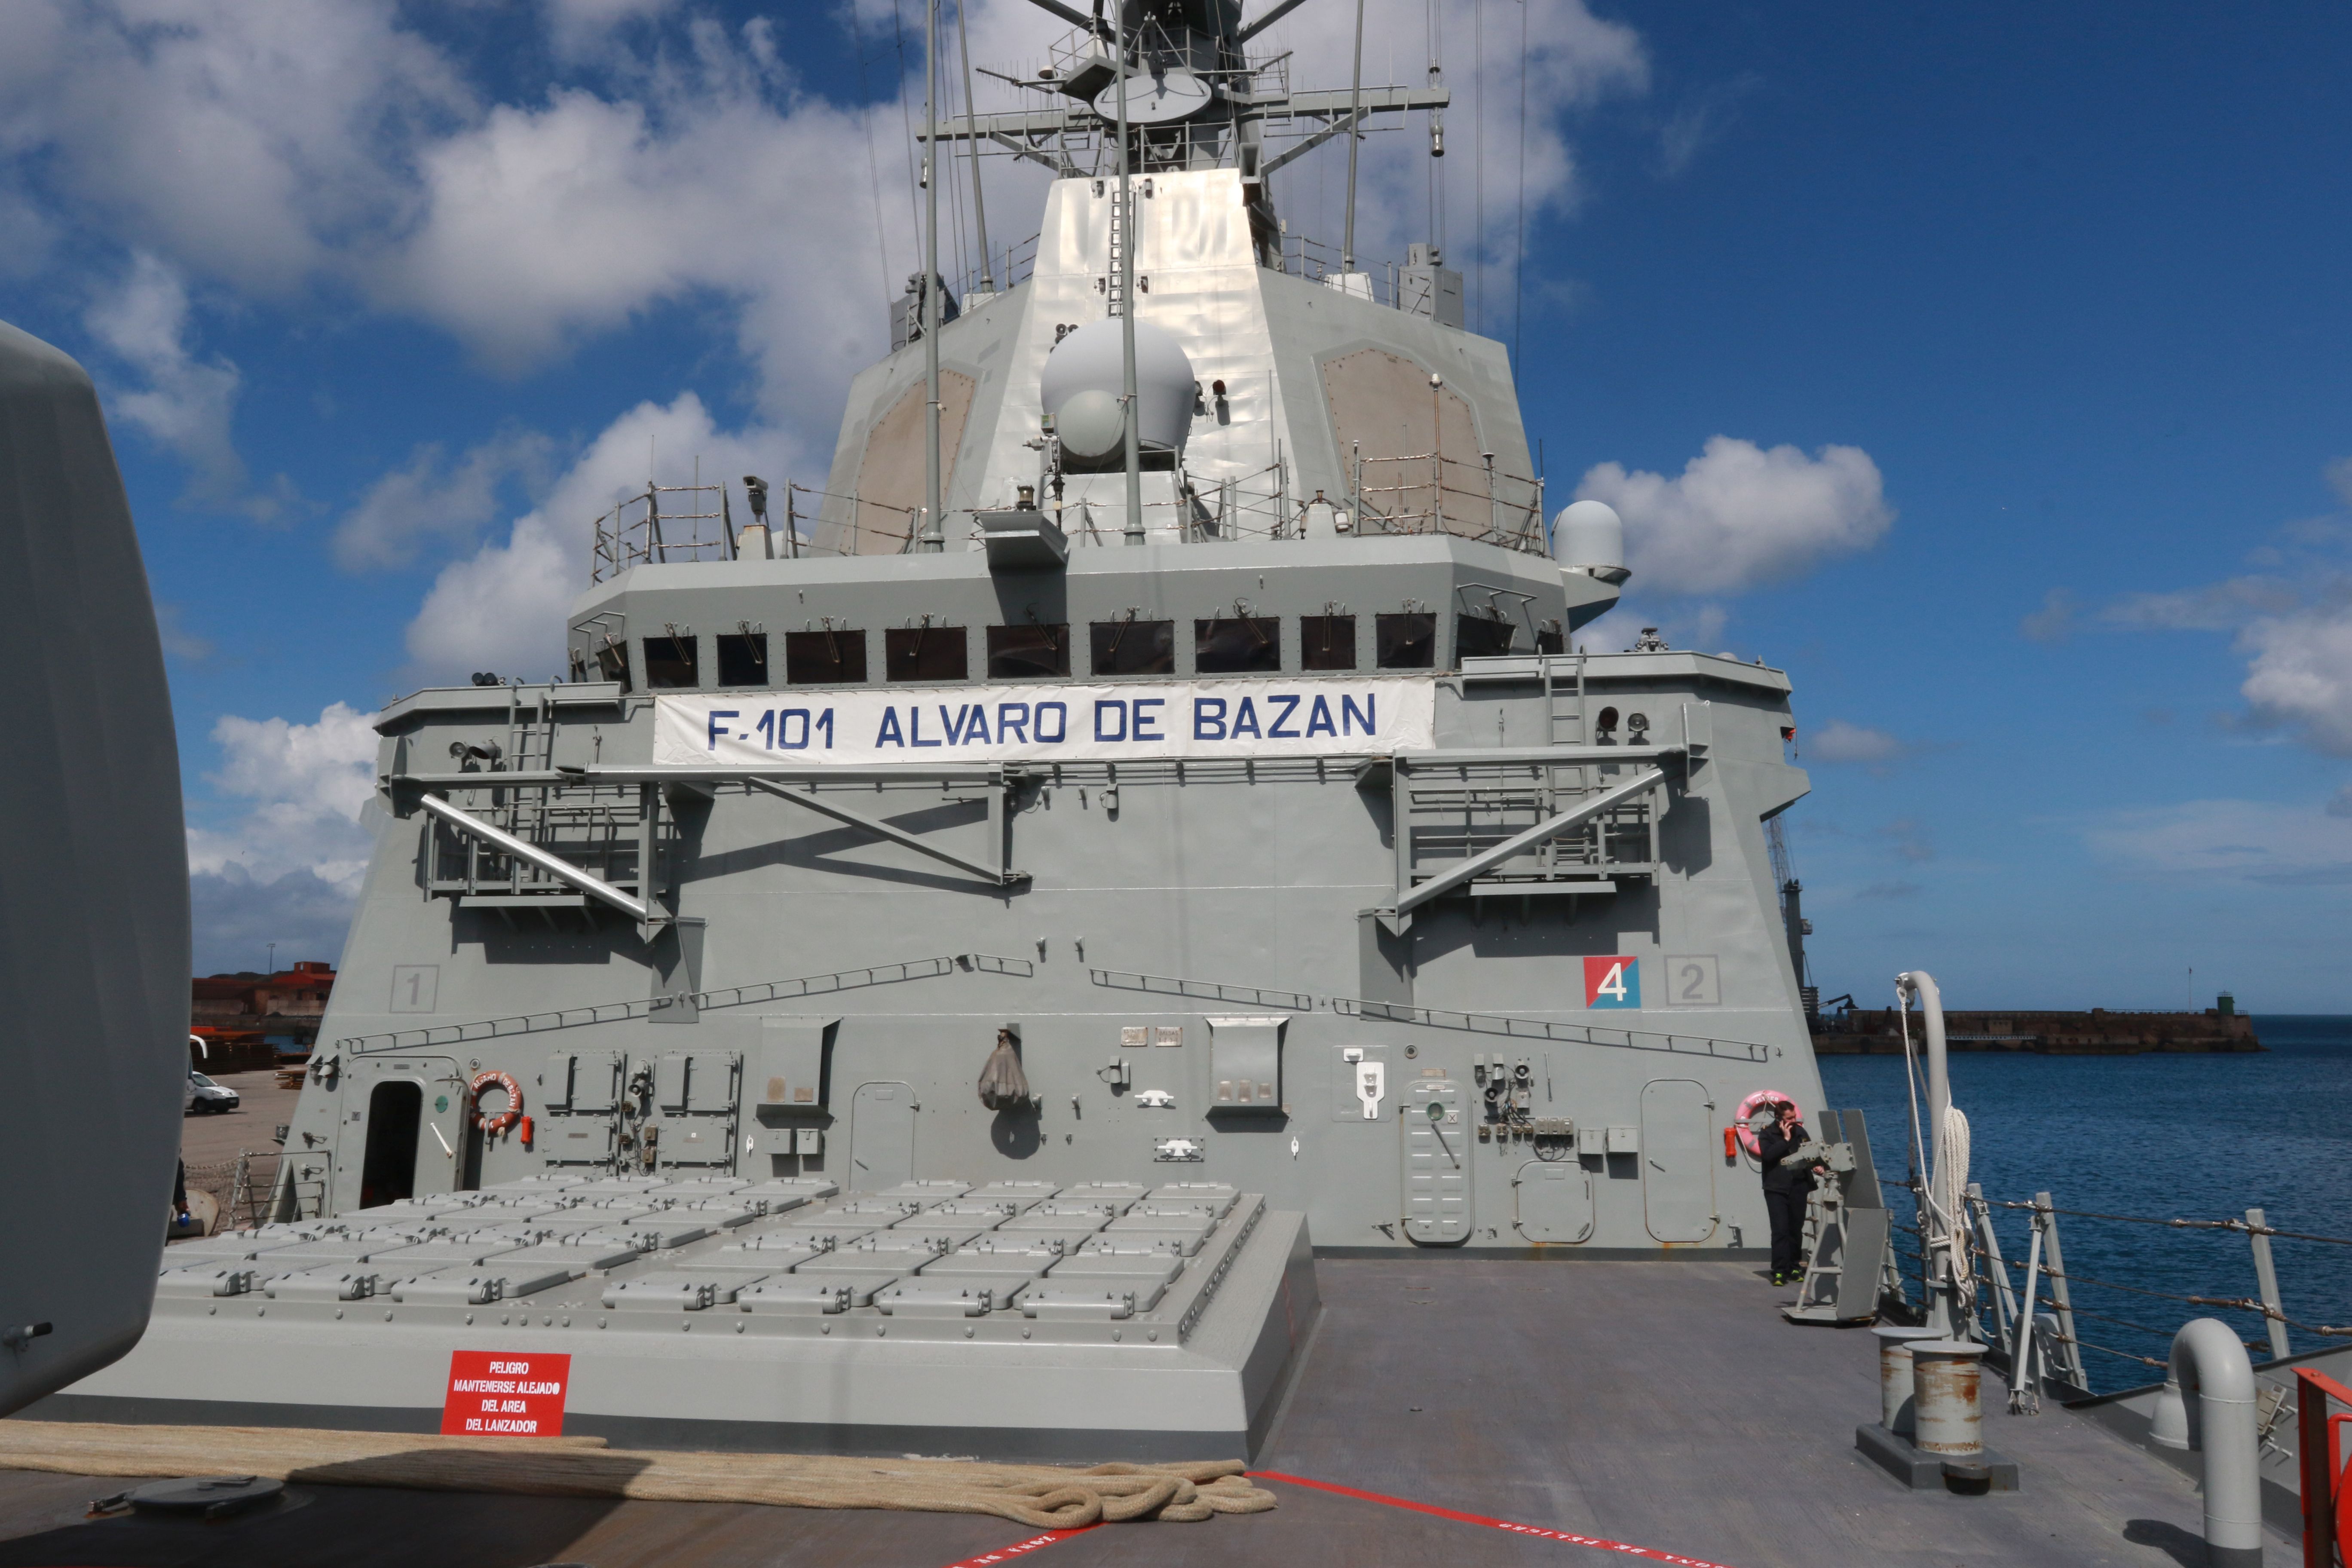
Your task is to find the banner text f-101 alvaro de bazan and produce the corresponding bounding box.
[652,677,1435,767]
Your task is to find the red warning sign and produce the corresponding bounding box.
[440,1350,570,1436]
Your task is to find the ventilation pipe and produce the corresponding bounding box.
[2151,1318,2263,1568]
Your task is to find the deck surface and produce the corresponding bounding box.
[0,1258,2294,1568]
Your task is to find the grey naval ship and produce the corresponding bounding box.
[24,6,2337,1566]
[52,1,1820,1460]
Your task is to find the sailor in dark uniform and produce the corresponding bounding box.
[1756,1099,1820,1286]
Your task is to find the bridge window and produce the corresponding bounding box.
[784,628,869,685]
[987,623,1069,679]
[1455,615,1518,661]
[1301,615,1357,671]
[1195,616,1280,674]
[717,633,769,687]
[643,636,699,688]
[1375,612,1436,669]
[887,625,969,681]
[1091,618,1175,676]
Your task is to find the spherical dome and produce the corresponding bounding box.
[1040,318,1195,458]
[1055,388,1125,462]
[1553,499,1625,576]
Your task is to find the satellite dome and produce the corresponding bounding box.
[1553,499,1629,584]
[1040,318,1194,469]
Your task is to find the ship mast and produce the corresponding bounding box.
[922,0,944,552]
[1113,0,1142,543]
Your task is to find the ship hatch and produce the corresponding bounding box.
[359,1079,422,1208]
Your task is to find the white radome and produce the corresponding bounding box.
[1553,498,1629,584]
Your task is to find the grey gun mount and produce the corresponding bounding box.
[0,320,190,1415]
[49,29,1826,1454]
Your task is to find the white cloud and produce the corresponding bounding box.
[0,0,468,293]
[2084,799,2352,886]
[1575,437,1893,596]
[1656,74,1759,180]
[402,393,801,683]
[1807,720,1907,767]
[2239,604,2352,755]
[371,47,904,428]
[2103,576,2300,632]
[2019,587,2075,643]
[190,865,367,977]
[82,251,292,520]
[334,430,557,571]
[544,0,681,59]
[187,701,380,892]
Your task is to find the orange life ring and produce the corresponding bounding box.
[1730,1089,1795,1158]
[469,1069,524,1137]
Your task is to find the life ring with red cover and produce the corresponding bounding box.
[470,1069,524,1137]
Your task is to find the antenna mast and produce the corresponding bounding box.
[922,0,945,551]
[956,0,993,291]
[1114,0,1142,544]
[1341,0,1366,274]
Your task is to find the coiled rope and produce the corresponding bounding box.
[1935,1103,1973,1297]
[0,1424,1277,1527]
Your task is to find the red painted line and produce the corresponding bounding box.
[938,1524,1096,1568]
[1252,1470,1744,1568]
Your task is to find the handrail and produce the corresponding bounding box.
[1330,996,1768,1061]
[2295,1366,2352,1568]
[416,793,647,921]
[1087,970,1314,1011]
[335,952,1035,1056]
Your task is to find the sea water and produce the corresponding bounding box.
[1816,1017,2352,1389]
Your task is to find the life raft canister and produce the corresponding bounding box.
[470,1069,524,1137]
[1727,1089,1795,1158]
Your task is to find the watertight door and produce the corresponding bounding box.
[1514,1159,1594,1243]
[848,1081,916,1190]
[1401,1076,1470,1243]
[343,1057,467,1209]
[1639,1078,1717,1243]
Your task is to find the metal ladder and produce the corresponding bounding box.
[1106,183,1129,317]
[1542,653,1588,745]
[1537,653,1591,879]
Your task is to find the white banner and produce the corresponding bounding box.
[652,677,1434,767]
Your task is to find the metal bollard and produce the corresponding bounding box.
[1910,1340,1988,1460]
[1873,1325,1942,1436]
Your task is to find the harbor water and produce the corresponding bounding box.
[1819,1014,2352,1388]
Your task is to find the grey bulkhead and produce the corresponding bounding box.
[281,168,1823,1257]
[288,599,1818,1255]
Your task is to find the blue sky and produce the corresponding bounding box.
[3,0,2347,1006]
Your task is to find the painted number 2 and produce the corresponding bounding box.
[1583,956,1641,1010]
[1664,954,1721,1007]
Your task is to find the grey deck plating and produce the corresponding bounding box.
[0,1260,2284,1568]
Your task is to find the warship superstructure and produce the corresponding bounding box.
[49,0,1825,1458]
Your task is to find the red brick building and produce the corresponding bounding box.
[191,962,336,1069]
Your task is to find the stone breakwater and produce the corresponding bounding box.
[1813,1007,2262,1055]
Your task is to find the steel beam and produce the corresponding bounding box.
[747,776,1027,886]
[415,793,648,922]
[395,763,1017,789]
[1393,766,1665,916]
[1258,109,1362,178]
